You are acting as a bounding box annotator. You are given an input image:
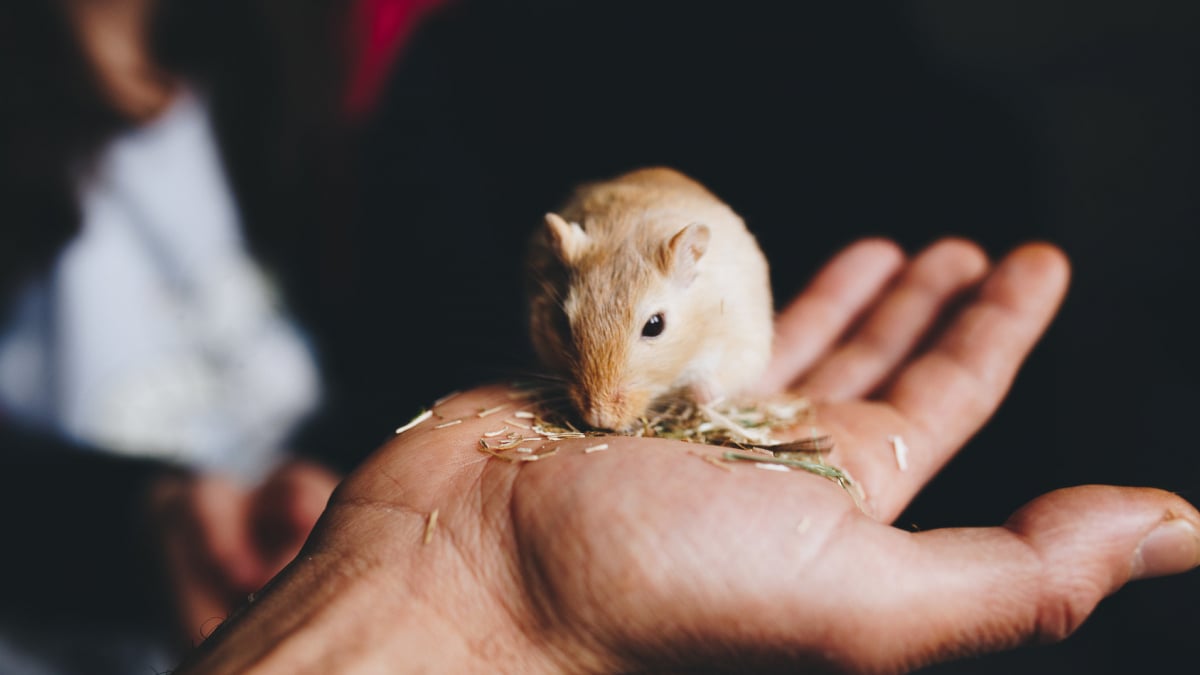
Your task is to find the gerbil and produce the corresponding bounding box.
[525,166,773,430]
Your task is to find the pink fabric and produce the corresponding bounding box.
[344,0,449,122]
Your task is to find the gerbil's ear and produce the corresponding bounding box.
[544,212,589,263]
[661,223,710,284]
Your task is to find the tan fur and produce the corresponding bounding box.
[525,167,774,430]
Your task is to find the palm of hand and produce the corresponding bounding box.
[205,239,1198,675]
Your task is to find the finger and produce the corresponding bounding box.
[278,461,340,534]
[190,476,265,592]
[888,242,1069,443]
[756,238,906,394]
[252,461,340,576]
[797,238,990,401]
[169,545,243,646]
[841,243,1068,516]
[810,486,1200,673]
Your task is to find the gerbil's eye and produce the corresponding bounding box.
[641,312,665,338]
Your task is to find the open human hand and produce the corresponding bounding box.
[177,239,1200,674]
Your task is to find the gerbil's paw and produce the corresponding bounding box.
[688,380,725,407]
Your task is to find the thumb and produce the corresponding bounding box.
[819,485,1200,673]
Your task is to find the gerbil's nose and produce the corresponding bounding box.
[574,388,635,431]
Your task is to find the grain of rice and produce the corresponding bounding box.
[395,409,433,434]
[888,434,909,471]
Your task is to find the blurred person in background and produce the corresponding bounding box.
[0,1,375,671]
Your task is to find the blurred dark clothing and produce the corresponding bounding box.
[1,1,1197,673]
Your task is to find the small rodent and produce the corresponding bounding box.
[525,166,774,430]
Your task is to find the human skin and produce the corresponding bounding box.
[64,0,177,120]
[146,459,342,648]
[173,238,1200,674]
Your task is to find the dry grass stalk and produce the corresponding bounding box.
[454,383,859,503]
[755,463,792,473]
[699,454,735,472]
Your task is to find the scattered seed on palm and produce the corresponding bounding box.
[395,409,432,434]
[423,509,439,544]
[888,434,909,471]
[410,383,857,503]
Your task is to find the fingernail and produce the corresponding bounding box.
[1131,519,1200,580]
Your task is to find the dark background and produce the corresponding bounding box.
[341,0,1200,672]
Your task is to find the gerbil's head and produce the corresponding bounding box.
[527,212,712,431]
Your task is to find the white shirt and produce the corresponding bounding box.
[0,89,321,482]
